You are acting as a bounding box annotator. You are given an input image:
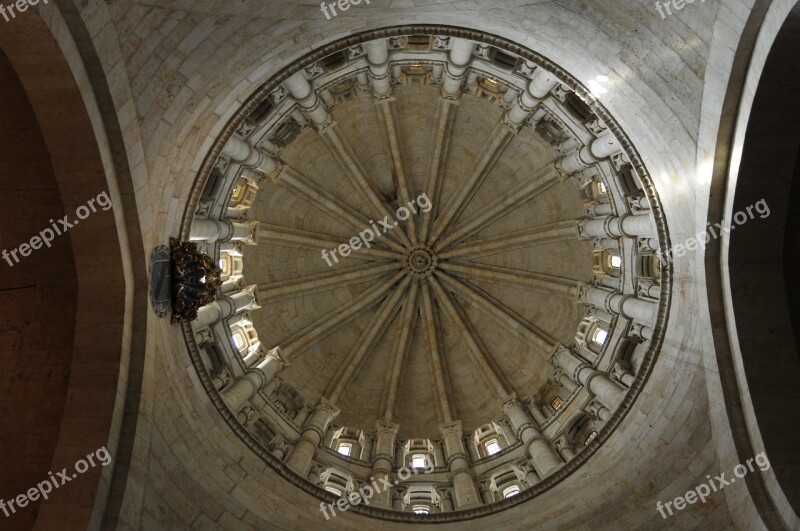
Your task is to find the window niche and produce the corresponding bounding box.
[472,423,510,459]
[576,317,609,355]
[402,439,434,470]
[320,467,353,497]
[331,427,361,459]
[490,468,524,501]
[227,175,259,218]
[592,249,622,279]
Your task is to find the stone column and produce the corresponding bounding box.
[594,403,611,422]
[241,344,264,367]
[506,67,560,125]
[286,399,339,476]
[502,395,562,478]
[440,421,481,509]
[496,419,518,446]
[598,275,620,290]
[588,201,614,216]
[221,347,285,413]
[557,440,576,461]
[189,218,256,243]
[558,130,622,174]
[580,285,658,325]
[221,134,281,176]
[370,421,399,508]
[502,86,518,107]
[579,213,656,239]
[322,426,339,448]
[526,401,548,426]
[479,481,494,504]
[308,463,325,486]
[359,432,374,462]
[618,370,635,387]
[433,440,446,468]
[195,286,259,327]
[442,38,476,97]
[551,345,626,411]
[556,369,578,394]
[524,462,541,487]
[439,489,454,512]
[269,434,289,460]
[293,404,312,427]
[588,305,615,323]
[466,439,481,462]
[283,71,331,128]
[642,283,661,299]
[364,38,392,98]
[631,322,655,342]
[391,489,404,511]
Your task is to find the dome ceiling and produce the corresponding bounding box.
[246,82,594,437]
[184,27,670,521]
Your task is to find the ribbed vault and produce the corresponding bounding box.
[184,27,670,520]
[247,82,593,437]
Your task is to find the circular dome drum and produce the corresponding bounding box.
[181,26,671,522]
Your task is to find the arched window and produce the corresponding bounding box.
[325,486,342,496]
[608,254,622,269]
[411,454,428,469]
[412,505,430,514]
[502,485,521,498]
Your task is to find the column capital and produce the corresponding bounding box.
[316,397,341,420]
[264,345,288,368]
[500,392,521,412]
[548,343,573,365]
[439,420,463,437]
[375,420,400,436]
[232,284,261,312]
[359,431,374,446]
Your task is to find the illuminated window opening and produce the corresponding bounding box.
[592,328,608,345]
[412,505,430,514]
[503,486,521,498]
[325,486,342,496]
[411,454,427,469]
[232,333,245,349]
[485,440,501,456]
[609,255,622,268]
[337,443,352,457]
[585,431,598,445]
[550,396,564,410]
